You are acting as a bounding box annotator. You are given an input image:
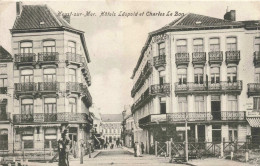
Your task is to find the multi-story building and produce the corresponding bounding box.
[0,46,13,153]
[101,114,122,143]
[11,2,92,153]
[131,10,260,153]
[122,105,135,148]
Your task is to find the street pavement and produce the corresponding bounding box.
[26,147,255,166]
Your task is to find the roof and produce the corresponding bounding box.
[131,13,246,79]
[0,46,12,62]
[11,4,90,63]
[101,114,123,122]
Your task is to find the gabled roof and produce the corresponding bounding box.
[101,114,123,122]
[0,46,12,62]
[131,13,245,79]
[11,5,90,63]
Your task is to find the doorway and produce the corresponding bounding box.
[198,125,205,142]
[211,96,221,120]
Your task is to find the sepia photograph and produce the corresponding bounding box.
[0,0,260,165]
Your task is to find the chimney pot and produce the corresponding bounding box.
[224,9,236,21]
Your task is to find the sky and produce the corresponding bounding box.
[0,0,260,114]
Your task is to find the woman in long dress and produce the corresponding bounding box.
[136,142,141,157]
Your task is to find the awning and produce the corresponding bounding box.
[15,124,61,128]
[247,118,260,127]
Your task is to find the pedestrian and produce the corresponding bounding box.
[58,129,71,166]
[141,142,144,154]
[136,142,141,157]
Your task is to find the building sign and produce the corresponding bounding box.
[151,33,169,43]
[151,114,167,123]
[247,111,260,117]
[176,126,190,131]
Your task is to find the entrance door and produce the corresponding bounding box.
[198,125,205,142]
[211,101,221,120]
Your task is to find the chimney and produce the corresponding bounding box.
[62,15,70,24]
[16,2,23,16]
[224,9,236,21]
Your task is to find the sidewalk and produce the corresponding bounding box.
[187,158,254,166]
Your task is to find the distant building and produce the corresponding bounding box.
[90,105,103,148]
[122,105,135,148]
[101,114,122,143]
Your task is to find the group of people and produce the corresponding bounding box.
[102,140,122,150]
[133,142,145,157]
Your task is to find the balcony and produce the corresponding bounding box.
[226,51,240,65]
[0,113,11,121]
[65,52,82,66]
[150,83,171,96]
[82,85,92,107]
[248,83,260,97]
[13,113,90,124]
[14,53,36,67]
[175,53,189,66]
[14,83,37,97]
[208,51,223,65]
[38,82,60,94]
[81,57,91,86]
[66,82,82,94]
[139,114,167,127]
[153,55,166,70]
[38,52,59,66]
[131,87,153,113]
[175,81,242,95]
[0,87,7,94]
[192,52,206,65]
[254,51,260,66]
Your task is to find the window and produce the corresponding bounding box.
[193,39,203,52]
[226,37,237,51]
[194,68,204,84]
[44,68,56,82]
[178,68,187,85]
[255,38,260,52]
[229,125,238,142]
[0,77,7,87]
[69,68,76,82]
[255,68,260,83]
[177,40,187,53]
[209,38,220,51]
[195,96,204,112]
[159,71,166,85]
[253,97,260,111]
[212,125,221,143]
[69,98,77,113]
[21,69,33,83]
[43,40,56,53]
[228,95,238,111]
[158,42,165,56]
[68,41,76,53]
[44,128,57,148]
[0,129,8,150]
[178,97,188,112]
[160,98,166,114]
[227,67,237,83]
[0,101,7,120]
[21,99,33,114]
[22,128,34,149]
[211,67,220,83]
[44,98,57,114]
[20,41,33,53]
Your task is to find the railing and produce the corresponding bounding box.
[139,114,167,126]
[0,112,10,121]
[131,87,153,113]
[192,52,206,64]
[65,52,82,64]
[15,82,37,92]
[248,83,260,96]
[153,55,166,68]
[0,87,7,94]
[38,52,59,62]
[254,51,260,66]
[150,83,171,95]
[13,113,89,123]
[81,57,91,86]
[82,85,92,106]
[66,82,82,93]
[14,53,36,63]
[38,82,60,91]
[208,51,223,64]
[175,53,189,65]
[226,51,240,64]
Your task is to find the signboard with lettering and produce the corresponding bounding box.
[151,34,169,43]
[247,111,260,117]
[176,126,190,131]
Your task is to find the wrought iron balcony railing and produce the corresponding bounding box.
[139,114,167,126]
[38,52,59,62]
[254,51,260,66]
[150,83,171,96]
[13,113,89,124]
[82,85,92,107]
[175,53,189,66]
[0,113,11,121]
[65,52,82,65]
[81,57,91,86]
[248,83,260,97]
[226,51,240,64]
[192,52,206,65]
[153,55,166,69]
[14,53,36,63]
[208,51,223,64]
[131,87,153,113]
[0,87,7,94]
[15,82,37,92]
[175,81,242,94]
[66,82,82,93]
[38,82,60,92]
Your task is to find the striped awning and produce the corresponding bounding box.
[247,118,260,127]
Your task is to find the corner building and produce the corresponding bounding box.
[11,3,93,153]
[131,11,260,153]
